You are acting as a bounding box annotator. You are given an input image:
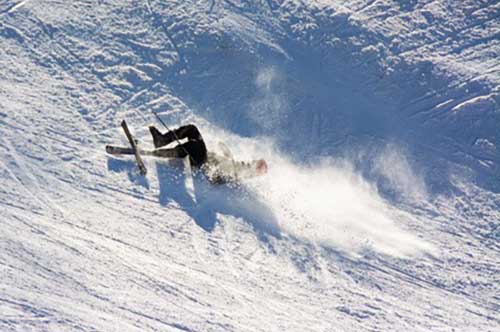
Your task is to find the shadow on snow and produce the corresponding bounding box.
[106,158,150,189]
[106,156,280,241]
[155,159,281,240]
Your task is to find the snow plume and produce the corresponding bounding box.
[201,126,434,257]
[249,67,288,130]
[245,150,435,258]
[372,144,428,202]
[260,157,435,257]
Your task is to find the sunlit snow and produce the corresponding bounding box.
[1,0,499,331]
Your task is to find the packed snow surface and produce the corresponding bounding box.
[1,0,499,331]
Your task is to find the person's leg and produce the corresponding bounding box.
[174,124,203,141]
[152,140,207,167]
[152,145,187,159]
[150,124,203,148]
[183,140,207,167]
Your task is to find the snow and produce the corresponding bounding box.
[1,0,499,331]
[451,93,498,113]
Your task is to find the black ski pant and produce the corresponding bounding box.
[154,124,207,167]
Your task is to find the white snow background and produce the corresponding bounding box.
[0,0,499,331]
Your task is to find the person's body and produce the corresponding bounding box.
[149,124,268,183]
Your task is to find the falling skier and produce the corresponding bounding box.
[107,123,268,184]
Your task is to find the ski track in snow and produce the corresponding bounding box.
[1,0,499,331]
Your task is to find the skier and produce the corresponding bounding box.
[148,124,268,183]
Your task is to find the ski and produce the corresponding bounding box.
[106,145,157,156]
[120,120,147,175]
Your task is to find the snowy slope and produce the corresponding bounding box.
[1,0,499,331]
